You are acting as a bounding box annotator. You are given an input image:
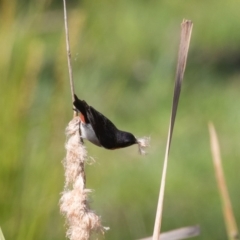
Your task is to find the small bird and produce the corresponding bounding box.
[73,94,138,150]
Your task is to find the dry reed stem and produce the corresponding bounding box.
[60,117,107,240]
[139,225,200,240]
[0,227,5,240]
[61,1,108,239]
[208,122,239,240]
[62,0,75,106]
[152,20,193,240]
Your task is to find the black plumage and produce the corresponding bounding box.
[73,94,137,149]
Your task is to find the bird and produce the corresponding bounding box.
[73,94,138,150]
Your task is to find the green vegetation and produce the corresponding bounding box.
[1,0,240,239]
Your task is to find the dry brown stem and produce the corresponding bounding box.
[208,122,239,240]
[139,225,200,240]
[63,0,75,103]
[152,19,193,240]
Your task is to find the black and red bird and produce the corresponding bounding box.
[73,94,138,150]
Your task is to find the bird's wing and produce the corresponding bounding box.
[86,105,118,149]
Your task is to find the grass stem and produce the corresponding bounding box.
[208,122,239,240]
[0,228,5,240]
[63,0,75,106]
[152,20,193,240]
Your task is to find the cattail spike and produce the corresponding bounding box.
[60,117,108,240]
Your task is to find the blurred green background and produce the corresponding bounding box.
[1,0,240,239]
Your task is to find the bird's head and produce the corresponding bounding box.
[116,131,137,148]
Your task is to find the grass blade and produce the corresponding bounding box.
[152,20,193,240]
[0,228,6,240]
[139,225,200,240]
[208,122,239,240]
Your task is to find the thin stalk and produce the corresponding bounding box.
[152,20,193,240]
[139,225,200,240]
[208,122,239,240]
[0,228,5,240]
[63,0,75,105]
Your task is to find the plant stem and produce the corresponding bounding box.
[209,123,239,240]
[63,0,75,105]
[152,19,193,240]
